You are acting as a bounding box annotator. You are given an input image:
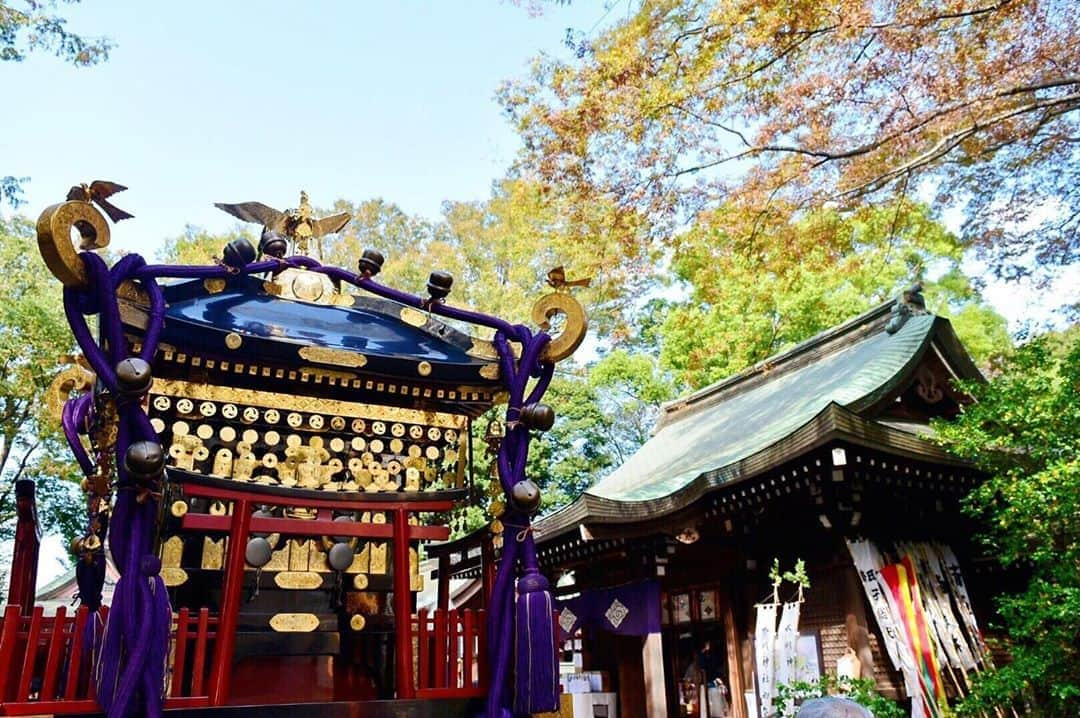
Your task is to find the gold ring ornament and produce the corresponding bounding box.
[36,201,111,287]
[46,360,95,419]
[531,292,587,363]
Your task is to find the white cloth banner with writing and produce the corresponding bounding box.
[754,603,778,717]
[774,602,800,716]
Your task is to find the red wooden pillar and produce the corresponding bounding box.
[437,553,451,612]
[7,479,41,613]
[208,498,251,706]
[480,533,496,609]
[392,508,415,699]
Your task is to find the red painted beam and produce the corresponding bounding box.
[181,513,449,542]
[180,482,454,512]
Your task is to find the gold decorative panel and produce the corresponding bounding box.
[288,539,310,571]
[201,538,224,570]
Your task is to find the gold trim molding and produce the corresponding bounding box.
[150,379,468,429]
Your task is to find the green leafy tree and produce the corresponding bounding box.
[933,329,1080,715]
[2,1,113,207]
[156,224,255,265]
[658,202,1011,388]
[0,217,85,591]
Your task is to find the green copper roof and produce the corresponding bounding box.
[586,308,937,503]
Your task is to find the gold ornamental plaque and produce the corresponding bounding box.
[298,346,368,368]
[269,613,320,632]
[161,567,189,587]
[274,572,323,590]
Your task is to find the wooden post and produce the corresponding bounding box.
[642,632,668,718]
[393,508,416,698]
[438,553,451,612]
[7,480,41,614]
[843,563,876,680]
[724,598,748,718]
[208,498,251,706]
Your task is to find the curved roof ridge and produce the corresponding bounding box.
[584,311,939,503]
[656,300,897,430]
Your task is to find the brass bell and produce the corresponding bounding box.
[222,238,256,268]
[510,479,542,514]
[358,248,384,277]
[259,228,288,258]
[519,403,555,432]
[124,440,165,479]
[427,271,453,301]
[115,357,153,397]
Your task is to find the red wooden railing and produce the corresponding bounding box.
[0,605,217,715]
[1,604,493,711]
[414,608,487,699]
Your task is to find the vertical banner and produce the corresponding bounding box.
[880,560,945,718]
[754,603,778,717]
[846,539,927,718]
[903,543,977,673]
[935,544,992,665]
[774,602,801,717]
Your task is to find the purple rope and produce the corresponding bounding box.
[62,395,94,476]
[483,327,555,718]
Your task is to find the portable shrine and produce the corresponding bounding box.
[0,187,586,718]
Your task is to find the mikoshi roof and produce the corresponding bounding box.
[117,271,504,414]
[534,300,983,541]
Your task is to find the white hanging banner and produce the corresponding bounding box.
[774,602,801,717]
[904,542,977,672]
[754,603,778,717]
[935,544,992,665]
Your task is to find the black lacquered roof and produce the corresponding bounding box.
[120,274,503,414]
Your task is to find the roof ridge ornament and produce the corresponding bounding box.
[214,190,352,258]
[885,282,928,335]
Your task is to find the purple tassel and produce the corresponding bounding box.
[513,571,558,714]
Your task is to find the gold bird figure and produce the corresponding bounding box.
[214,191,351,246]
[66,180,134,223]
[546,265,592,290]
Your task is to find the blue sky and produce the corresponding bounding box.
[3,0,628,585]
[1,1,608,255]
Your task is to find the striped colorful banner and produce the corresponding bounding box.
[880,558,947,717]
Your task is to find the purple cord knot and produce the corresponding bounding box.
[140,555,162,577]
[517,571,549,594]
